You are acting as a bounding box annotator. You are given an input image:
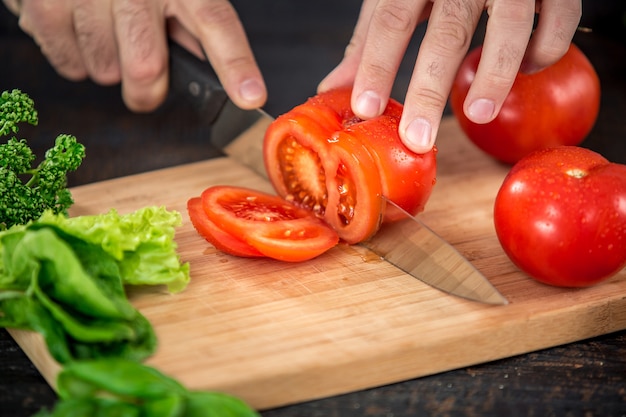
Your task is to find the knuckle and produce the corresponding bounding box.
[373,2,416,35]
[44,47,88,81]
[411,86,448,111]
[195,1,240,29]
[216,54,258,81]
[363,60,396,83]
[123,54,166,84]
[494,0,535,23]
[123,84,166,112]
[429,0,477,55]
[430,21,470,54]
[74,28,120,82]
[493,43,524,74]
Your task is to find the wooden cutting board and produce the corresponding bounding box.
[9,117,626,410]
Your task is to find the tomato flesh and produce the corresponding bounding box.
[451,43,601,164]
[277,137,327,216]
[199,186,339,262]
[187,197,263,258]
[494,146,626,287]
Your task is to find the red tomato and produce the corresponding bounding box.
[450,43,601,164]
[494,146,626,287]
[187,197,263,258]
[192,186,339,262]
[264,87,437,243]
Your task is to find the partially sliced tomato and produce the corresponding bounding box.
[264,87,437,241]
[187,197,263,258]
[199,186,339,262]
[264,110,384,243]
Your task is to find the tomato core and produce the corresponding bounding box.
[335,162,356,226]
[278,137,327,216]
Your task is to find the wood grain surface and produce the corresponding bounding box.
[9,117,626,410]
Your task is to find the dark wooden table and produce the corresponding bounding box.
[1,1,625,416]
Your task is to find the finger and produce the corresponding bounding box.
[72,0,121,85]
[351,0,425,120]
[113,0,170,112]
[167,17,205,60]
[19,0,88,81]
[460,0,535,125]
[3,0,20,15]
[172,0,266,109]
[317,0,378,93]
[399,0,483,153]
[521,0,582,73]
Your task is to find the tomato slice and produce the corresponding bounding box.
[200,186,339,262]
[187,197,263,258]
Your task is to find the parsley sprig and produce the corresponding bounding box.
[0,89,85,229]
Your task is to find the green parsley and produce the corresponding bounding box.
[0,89,85,229]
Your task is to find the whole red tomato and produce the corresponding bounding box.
[494,146,626,287]
[264,87,437,244]
[450,44,601,164]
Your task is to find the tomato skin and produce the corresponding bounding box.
[494,146,626,287]
[187,197,263,258]
[450,43,601,164]
[200,186,339,262]
[264,87,437,243]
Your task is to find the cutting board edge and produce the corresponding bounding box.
[160,297,626,410]
[10,288,626,411]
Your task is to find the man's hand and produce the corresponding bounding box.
[319,0,582,154]
[7,0,267,112]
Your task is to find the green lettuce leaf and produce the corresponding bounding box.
[0,206,190,363]
[35,207,190,292]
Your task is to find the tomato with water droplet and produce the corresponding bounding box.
[494,146,626,287]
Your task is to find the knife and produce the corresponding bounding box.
[168,41,508,306]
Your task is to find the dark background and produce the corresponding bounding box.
[1,1,626,416]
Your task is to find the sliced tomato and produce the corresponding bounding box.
[264,87,437,242]
[188,88,437,261]
[187,197,263,257]
[199,186,339,262]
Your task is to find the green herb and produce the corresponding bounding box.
[0,207,190,364]
[0,89,86,230]
[32,359,260,417]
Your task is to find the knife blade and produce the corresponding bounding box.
[168,41,508,305]
[363,197,508,305]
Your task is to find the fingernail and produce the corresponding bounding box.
[239,78,265,104]
[404,118,433,153]
[467,98,495,124]
[355,90,381,119]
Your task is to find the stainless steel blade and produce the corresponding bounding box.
[361,197,508,305]
[169,41,508,305]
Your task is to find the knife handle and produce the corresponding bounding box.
[168,40,228,125]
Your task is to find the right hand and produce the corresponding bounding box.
[5,0,267,112]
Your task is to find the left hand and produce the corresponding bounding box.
[318,0,582,154]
